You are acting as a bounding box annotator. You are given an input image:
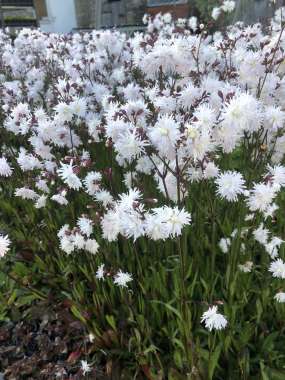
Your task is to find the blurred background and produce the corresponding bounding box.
[0,0,282,34]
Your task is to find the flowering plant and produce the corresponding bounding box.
[1,6,285,378]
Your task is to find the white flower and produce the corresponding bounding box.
[193,104,216,130]
[70,97,87,118]
[163,207,191,236]
[148,115,180,159]
[212,7,222,20]
[118,188,142,210]
[96,264,105,280]
[35,179,49,193]
[274,292,285,303]
[17,149,42,171]
[77,217,93,237]
[73,233,85,250]
[145,206,191,240]
[88,333,95,343]
[114,130,148,162]
[101,208,120,242]
[253,224,269,246]
[264,203,279,219]
[162,12,172,23]
[119,207,145,241]
[114,270,133,288]
[188,16,198,31]
[215,171,245,202]
[203,162,219,179]
[265,237,283,258]
[0,157,13,177]
[269,259,285,279]
[219,238,231,253]
[35,195,47,209]
[238,261,253,273]
[144,214,169,240]
[80,360,92,376]
[58,161,82,190]
[51,193,68,205]
[87,118,100,142]
[221,0,236,13]
[95,190,113,207]
[265,106,285,131]
[57,225,70,239]
[201,306,228,331]
[15,187,39,200]
[267,165,285,187]
[222,93,262,133]
[85,239,99,254]
[54,102,73,122]
[83,171,102,196]
[0,235,10,258]
[60,236,75,255]
[247,183,277,212]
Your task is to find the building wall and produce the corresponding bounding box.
[37,0,191,33]
[74,0,146,29]
[146,3,190,19]
[39,0,77,33]
[74,0,96,28]
[34,0,48,18]
[232,0,275,24]
[2,6,35,19]
[101,0,146,28]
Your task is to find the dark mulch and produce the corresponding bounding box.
[0,304,101,379]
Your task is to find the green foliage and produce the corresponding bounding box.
[1,139,285,379]
[193,0,235,28]
[194,0,218,21]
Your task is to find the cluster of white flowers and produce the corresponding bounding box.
[1,6,285,332]
[58,222,99,255]
[253,223,284,259]
[101,192,191,242]
[96,264,133,288]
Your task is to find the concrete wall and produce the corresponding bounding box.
[39,0,77,33]
[232,0,275,24]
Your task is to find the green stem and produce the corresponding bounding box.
[177,235,193,373]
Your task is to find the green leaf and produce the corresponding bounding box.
[7,289,17,306]
[106,314,116,330]
[208,343,222,380]
[256,299,263,324]
[150,300,182,320]
[267,368,285,380]
[12,262,29,277]
[70,305,87,324]
[260,361,270,380]
[16,293,38,307]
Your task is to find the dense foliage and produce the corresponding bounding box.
[1,4,285,379]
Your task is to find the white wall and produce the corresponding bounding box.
[39,0,77,33]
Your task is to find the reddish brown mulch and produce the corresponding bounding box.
[0,304,101,379]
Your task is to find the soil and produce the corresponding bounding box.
[0,303,100,380]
